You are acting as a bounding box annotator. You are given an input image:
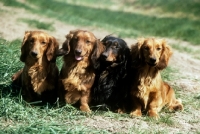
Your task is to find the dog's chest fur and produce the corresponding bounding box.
[61,56,95,92]
[133,66,162,108]
[23,63,54,95]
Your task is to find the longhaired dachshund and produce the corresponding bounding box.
[91,35,131,111]
[129,38,183,119]
[11,31,59,103]
[57,30,104,112]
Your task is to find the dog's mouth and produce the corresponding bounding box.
[74,52,87,61]
[75,55,83,61]
[147,62,157,66]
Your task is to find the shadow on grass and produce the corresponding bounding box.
[0,84,19,99]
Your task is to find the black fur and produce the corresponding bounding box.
[91,36,131,111]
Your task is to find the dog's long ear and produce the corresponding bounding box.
[118,41,130,65]
[117,46,131,78]
[91,39,105,69]
[131,38,144,60]
[56,30,77,56]
[157,40,173,70]
[56,38,70,56]
[137,38,145,59]
[46,36,59,62]
[20,31,31,62]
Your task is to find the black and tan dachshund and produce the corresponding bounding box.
[91,35,131,111]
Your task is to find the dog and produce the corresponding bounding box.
[57,30,104,112]
[90,35,131,111]
[11,31,59,104]
[129,38,183,119]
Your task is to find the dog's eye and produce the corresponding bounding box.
[30,39,34,43]
[144,46,149,50]
[106,41,112,44]
[114,42,119,48]
[41,41,46,45]
[86,40,90,44]
[157,47,161,51]
[74,37,78,41]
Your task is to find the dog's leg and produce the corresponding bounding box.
[147,105,160,119]
[166,86,184,111]
[162,83,183,112]
[11,69,23,91]
[11,69,23,81]
[65,90,81,104]
[80,91,91,113]
[130,98,142,117]
[147,93,162,119]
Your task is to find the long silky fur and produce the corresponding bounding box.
[129,38,183,118]
[91,36,131,111]
[12,31,59,103]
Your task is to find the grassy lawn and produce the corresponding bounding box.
[0,0,200,133]
[1,0,200,45]
[131,0,200,19]
[18,18,55,31]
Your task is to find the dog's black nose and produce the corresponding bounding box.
[31,51,38,57]
[149,57,156,63]
[75,49,82,55]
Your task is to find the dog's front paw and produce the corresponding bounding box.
[117,108,125,114]
[80,105,91,113]
[148,110,160,120]
[130,110,142,118]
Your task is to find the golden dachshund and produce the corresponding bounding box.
[12,31,59,103]
[57,30,104,112]
[129,38,183,119]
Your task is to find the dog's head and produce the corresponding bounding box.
[101,36,130,65]
[20,31,59,62]
[58,30,104,68]
[135,38,172,70]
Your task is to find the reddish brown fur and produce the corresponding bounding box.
[129,38,183,119]
[58,30,104,112]
[11,31,59,103]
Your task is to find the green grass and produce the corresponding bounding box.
[0,39,22,85]
[171,43,200,60]
[18,18,55,31]
[1,0,32,10]
[1,0,200,45]
[0,97,107,133]
[161,66,178,81]
[132,0,200,19]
